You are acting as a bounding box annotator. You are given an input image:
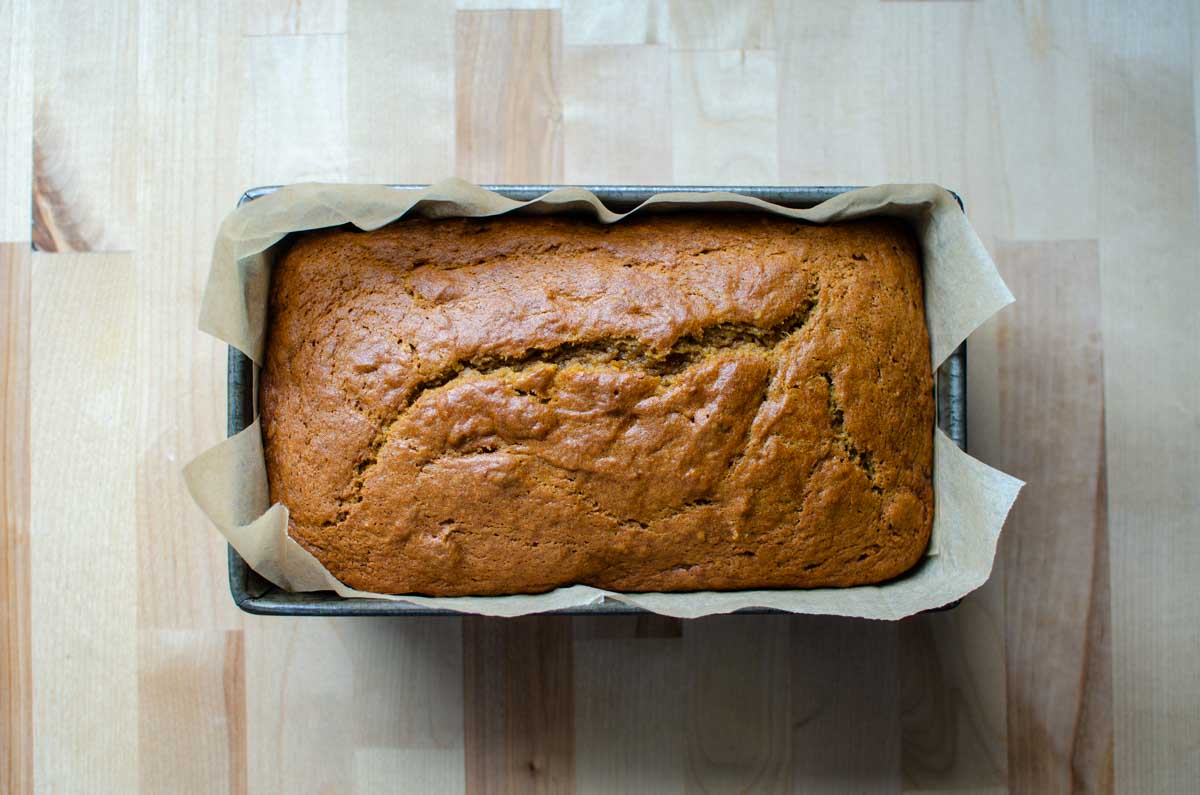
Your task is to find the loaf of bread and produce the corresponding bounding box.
[260,213,934,596]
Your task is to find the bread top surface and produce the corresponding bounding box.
[260,212,934,595]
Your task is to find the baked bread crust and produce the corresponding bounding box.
[261,213,934,596]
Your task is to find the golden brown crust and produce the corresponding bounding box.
[260,213,934,596]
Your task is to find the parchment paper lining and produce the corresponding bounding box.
[184,180,1023,619]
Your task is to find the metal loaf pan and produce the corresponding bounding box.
[226,185,968,616]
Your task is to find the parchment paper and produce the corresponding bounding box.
[184,180,1023,619]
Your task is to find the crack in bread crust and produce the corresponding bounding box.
[822,370,879,492]
[330,288,819,526]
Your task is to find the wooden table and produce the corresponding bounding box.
[3,1,1197,792]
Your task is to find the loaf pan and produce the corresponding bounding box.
[226,185,968,616]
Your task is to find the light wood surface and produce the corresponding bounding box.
[1,243,32,795]
[2,1,1197,792]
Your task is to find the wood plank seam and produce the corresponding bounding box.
[1,244,33,795]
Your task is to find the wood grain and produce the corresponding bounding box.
[573,633,684,793]
[668,0,773,51]
[342,617,468,792]
[683,616,791,793]
[341,617,466,793]
[138,630,248,794]
[243,0,346,36]
[775,2,887,186]
[31,252,139,792]
[563,0,666,46]
[671,50,778,184]
[900,597,1009,793]
[134,0,241,633]
[873,1,973,190]
[134,4,246,793]
[459,0,561,9]
[245,618,358,793]
[0,244,32,795]
[1075,457,1115,795]
[790,617,900,794]
[347,0,455,182]
[464,617,575,794]
[249,616,465,793]
[0,0,32,243]
[1091,1,1200,791]
[776,0,1009,235]
[223,630,248,795]
[991,241,1112,794]
[572,615,683,641]
[31,0,137,251]
[354,749,467,795]
[239,33,349,186]
[979,1,1096,241]
[455,10,563,183]
[563,44,671,183]
[342,618,465,751]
